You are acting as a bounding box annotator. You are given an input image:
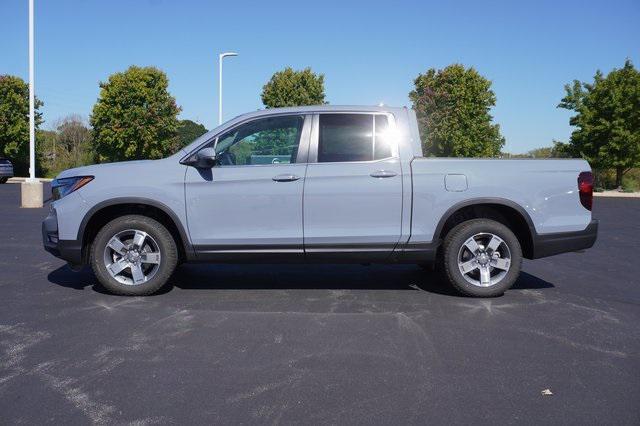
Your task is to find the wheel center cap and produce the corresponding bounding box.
[477,253,490,266]
[126,251,140,262]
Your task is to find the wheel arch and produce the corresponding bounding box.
[78,198,193,264]
[434,198,536,259]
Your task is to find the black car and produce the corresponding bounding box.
[0,158,14,184]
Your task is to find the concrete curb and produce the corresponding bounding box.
[7,177,53,183]
[594,191,640,198]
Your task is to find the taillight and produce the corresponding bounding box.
[578,171,593,211]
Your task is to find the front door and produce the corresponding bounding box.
[303,113,403,261]
[185,114,311,260]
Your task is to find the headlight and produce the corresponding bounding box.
[52,176,94,200]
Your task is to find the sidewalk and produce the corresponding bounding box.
[594,190,640,198]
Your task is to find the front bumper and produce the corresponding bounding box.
[531,219,598,259]
[42,208,82,265]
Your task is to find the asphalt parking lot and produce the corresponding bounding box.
[1,182,638,425]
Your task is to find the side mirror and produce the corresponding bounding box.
[194,147,217,168]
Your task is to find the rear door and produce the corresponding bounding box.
[303,113,403,261]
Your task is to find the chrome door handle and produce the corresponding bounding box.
[370,170,397,178]
[272,174,301,182]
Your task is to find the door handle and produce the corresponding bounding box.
[370,170,397,178]
[272,174,301,182]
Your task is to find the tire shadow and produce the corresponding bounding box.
[47,263,553,297]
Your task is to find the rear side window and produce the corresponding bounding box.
[318,114,393,163]
[374,115,391,160]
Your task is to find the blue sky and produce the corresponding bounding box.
[1,0,638,153]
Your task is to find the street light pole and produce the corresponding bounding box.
[21,0,43,208]
[28,0,35,181]
[218,52,237,125]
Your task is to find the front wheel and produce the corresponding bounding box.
[90,215,178,296]
[440,219,522,297]
[0,177,8,184]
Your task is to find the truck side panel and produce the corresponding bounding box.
[409,158,593,244]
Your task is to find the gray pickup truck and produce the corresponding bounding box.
[43,105,597,297]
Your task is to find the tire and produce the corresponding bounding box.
[0,177,8,184]
[90,215,178,296]
[439,218,522,297]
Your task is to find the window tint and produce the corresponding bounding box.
[318,114,371,163]
[318,114,393,163]
[374,115,391,160]
[213,115,304,166]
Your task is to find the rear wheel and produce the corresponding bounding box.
[90,215,178,296]
[0,177,8,184]
[440,219,522,297]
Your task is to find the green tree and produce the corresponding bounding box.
[261,67,325,108]
[57,116,91,160]
[0,75,43,175]
[176,119,207,149]
[527,147,553,158]
[53,116,93,175]
[36,129,56,177]
[90,66,181,162]
[35,117,94,177]
[521,144,571,158]
[557,59,640,188]
[409,64,504,157]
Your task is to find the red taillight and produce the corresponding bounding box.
[578,171,593,211]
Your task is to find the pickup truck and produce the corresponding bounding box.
[43,105,598,297]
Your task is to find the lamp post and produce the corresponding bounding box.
[21,0,43,208]
[28,0,35,181]
[218,52,237,125]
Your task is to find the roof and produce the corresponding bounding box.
[231,104,407,121]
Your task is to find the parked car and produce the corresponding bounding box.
[0,158,14,184]
[43,105,597,297]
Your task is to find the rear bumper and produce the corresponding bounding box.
[42,208,82,265]
[531,219,598,259]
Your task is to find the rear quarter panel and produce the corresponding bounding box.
[409,158,592,244]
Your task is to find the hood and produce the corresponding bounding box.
[56,160,152,179]
[56,151,189,180]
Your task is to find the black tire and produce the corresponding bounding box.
[0,177,8,184]
[90,215,178,296]
[439,218,522,297]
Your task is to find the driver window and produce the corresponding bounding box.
[213,115,304,166]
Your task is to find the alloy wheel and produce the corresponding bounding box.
[103,229,161,286]
[457,232,511,287]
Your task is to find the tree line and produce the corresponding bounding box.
[0,60,638,189]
